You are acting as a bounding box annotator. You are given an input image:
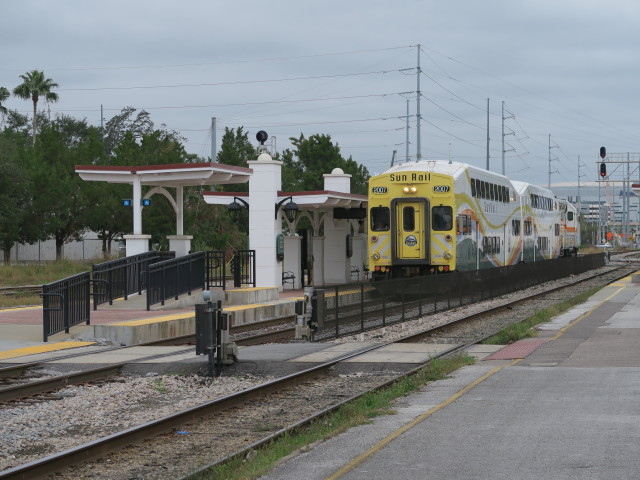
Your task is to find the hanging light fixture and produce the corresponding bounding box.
[275,196,299,222]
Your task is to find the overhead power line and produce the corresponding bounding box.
[57,69,408,92]
[0,45,414,73]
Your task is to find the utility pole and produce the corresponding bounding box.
[577,155,582,207]
[100,104,104,130]
[405,99,410,163]
[416,44,422,163]
[547,134,558,189]
[486,98,490,171]
[501,101,514,176]
[210,117,217,161]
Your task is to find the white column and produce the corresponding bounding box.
[166,185,192,257]
[312,236,324,286]
[124,174,151,256]
[132,175,142,235]
[248,152,283,288]
[322,168,352,284]
[283,235,302,289]
[323,215,349,284]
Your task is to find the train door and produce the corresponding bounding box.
[392,199,428,261]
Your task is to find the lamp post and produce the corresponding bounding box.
[275,196,299,222]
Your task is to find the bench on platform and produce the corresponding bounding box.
[282,271,296,289]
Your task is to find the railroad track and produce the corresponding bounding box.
[1,263,637,479]
[0,317,296,404]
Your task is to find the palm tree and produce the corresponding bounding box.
[0,86,9,116]
[13,70,59,145]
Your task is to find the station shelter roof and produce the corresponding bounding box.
[203,190,367,210]
[75,162,252,187]
[633,183,640,197]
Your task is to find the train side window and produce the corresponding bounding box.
[524,220,532,236]
[481,181,487,199]
[555,224,560,236]
[456,214,471,235]
[567,211,574,221]
[432,206,453,231]
[370,207,390,231]
[403,206,415,231]
[471,179,476,197]
[490,184,495,201]
[512,219,521,235]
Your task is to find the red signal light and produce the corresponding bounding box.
[600,163,607,177]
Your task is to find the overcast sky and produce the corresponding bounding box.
[3,0,640,188]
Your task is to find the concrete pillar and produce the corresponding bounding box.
[352,233,366,280]
[321,167,352,284]
[166,185,192,257]
[312,236,324,286]
[167,235,193,257]
[283,235,302,289]
[323,215,349,284]
[123,234,151,256]
[248,152,283,288]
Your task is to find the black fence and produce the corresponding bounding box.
[42,271,91,342]
[205,251,226,290]
[315,253,606,341]
[231,250,256,288]
[92,251,175,308]
[146,251,206,310]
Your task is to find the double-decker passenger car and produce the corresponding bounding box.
[367,160,579,279]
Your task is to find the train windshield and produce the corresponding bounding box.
[432,206,453,231]
[370,207,390,231]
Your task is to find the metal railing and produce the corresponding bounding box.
[231,249,256,288]
[205,251,226,290]
[315,253,606,341]
[91,251,175,308]
[42,271,91,342]
[146,251,206,310]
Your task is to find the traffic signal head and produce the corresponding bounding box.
[600,163,607,177]
[600,146,606,158]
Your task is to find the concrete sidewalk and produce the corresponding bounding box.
[260,275,640,480]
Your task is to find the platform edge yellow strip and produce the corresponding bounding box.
[0,341,96,360]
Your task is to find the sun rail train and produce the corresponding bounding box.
[367,160,580,279]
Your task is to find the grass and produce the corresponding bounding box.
[0,260,97,287]
[0,260,99,308]
[481,285,604,345]
[197,354,475,480]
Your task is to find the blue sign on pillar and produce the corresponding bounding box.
[122,199,132,207]
[141,198,151,206]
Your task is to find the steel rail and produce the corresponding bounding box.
[0,364,125,403]
[2,264,636,478]
[0,343,390,480]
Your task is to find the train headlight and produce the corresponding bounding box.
[372,252,380,261]
[410,185,417,193]
[443,251,452,260]
[403,186,410,193]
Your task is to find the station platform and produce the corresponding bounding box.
[0,286,304,358]
[260,274,640,480]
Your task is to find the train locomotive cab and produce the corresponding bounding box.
[559,199,580,257]
[368,170,456,279]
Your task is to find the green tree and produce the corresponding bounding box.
[216,127,257,167]
[281,133,369,194]
[0,129,33,264]
[13,70,59,145]
[0,87,9,117]
[31,115,103,259]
